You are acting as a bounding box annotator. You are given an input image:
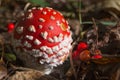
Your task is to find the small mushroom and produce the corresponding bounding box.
[13,7,72,74]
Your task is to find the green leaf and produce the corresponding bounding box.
[99,21,117,26]
[5,53,16,62]
[82,22,93,25]
[28,0,49,6]
[82,21,117,26]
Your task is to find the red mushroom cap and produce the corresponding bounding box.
[13,7,72,67]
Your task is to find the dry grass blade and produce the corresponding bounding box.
[0,35,4,60]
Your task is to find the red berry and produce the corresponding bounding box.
[77,42,88,51]
[7,23,14,32]
[72,51,79,60]
[72,42,88,60]
[79,50,91,61]
[92,54,102,59]
[92,50,102,59]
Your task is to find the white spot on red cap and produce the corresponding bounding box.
[48,26,54,30]
[26,35,33,40]
[32,7,36,10]
[52,59,58,63]
[34,39,41,45]
[50,16,55,20]
[53,36,58,42]
[68,26,70,29]
[42,11,47,15]
[46,7,52,12]
[48,9,51,12]
[41,31,48,39]
[27,12,33,19]
[46,47,53,54]
[67,26,70,32]
[16,26,23,34]
[59,33,63,37]
[52,46,59,52]
[43,52,48,58]
[32,49,39,54]
[56,21,60,26]
[46,7,52,9]
[24,41,32,48]
[39,18,45,22]
[37,7,43,10]
[54,33,63,42]
[31,49,44,58]
[58,11,63,16]
[57,50,64,56]
[53,11,56,15]
[48,38,54,43]
[40,46,53,54]
[58,36,63,42]
[28,9,32,12]
[66,21,69,25]
[59,36,68,48]
[40,46,47,51]
[62,18,65,22]
[28,25,36,32]
[38,25,43,29]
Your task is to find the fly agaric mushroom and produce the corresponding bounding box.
[13,7,72,74]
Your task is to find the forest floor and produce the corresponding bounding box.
[0,0,120,80]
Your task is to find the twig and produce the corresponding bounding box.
[78,0,83,40]
[78,0,82,25]
[10,64,40,71]
[0,0,2,6]
[78,0,82,36]
[24,2,31,11]
[69,48,77,80]
[0,39,4,61]
[92,18,98,50]
[68,0,84,79]
[108,11,119,21]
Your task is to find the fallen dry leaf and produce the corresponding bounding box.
[101,0,120,15]
[8,68,44,80]
[0,59,7,80]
